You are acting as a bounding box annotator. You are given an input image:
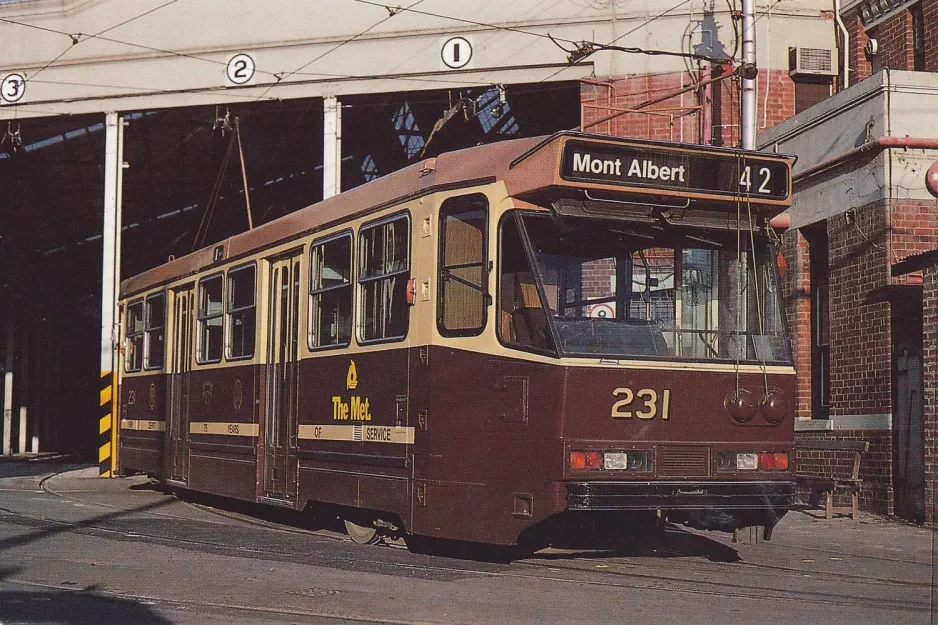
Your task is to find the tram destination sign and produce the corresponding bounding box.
[560,139,790,202]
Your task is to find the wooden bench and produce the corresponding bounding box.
[795,439,869,520]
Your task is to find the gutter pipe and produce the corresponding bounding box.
[834,0,850,89]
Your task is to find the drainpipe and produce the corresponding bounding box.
[793,136,938,183]
[834,0,850,89]
[740,0,757,149]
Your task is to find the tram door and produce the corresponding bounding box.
[263,255,301,500]
[167,285,194,483]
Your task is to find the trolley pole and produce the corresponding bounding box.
[323,96,342,200]
[99,112,125,477]
[740,0,757,150]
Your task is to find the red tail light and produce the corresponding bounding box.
[585,451,602,469]
[758,452,775,470]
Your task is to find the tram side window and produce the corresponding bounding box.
[359,214,410,342]
[197,274,224,363]
[125,300,144,372]
[227,264,256,359]
[438,194,488,336]
[144,293,165,370]
[310,233,352,348]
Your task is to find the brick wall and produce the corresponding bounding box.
[828,203,892,415]
[847,12,873,83]
[923,261,938,522]
[926,0,938,72]
[847,0,938,77]
[581,68,796,145]
[868,9,914,70]
[781,229,812,418]
[581,72,696,141]
[795,430,893,514]
[889,199,938,285]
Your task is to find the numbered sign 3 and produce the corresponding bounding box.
[226,54,256,86]
[1,73,26,104]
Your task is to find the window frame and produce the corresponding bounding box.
[225,262,257,361]
[143,292,166,371]
[437,193,490,338]
[196,272,225,364]
[124,298,145,373]
[309,230,354,351]
[357,211,411,345]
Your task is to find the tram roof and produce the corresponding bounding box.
[121,132,792,298]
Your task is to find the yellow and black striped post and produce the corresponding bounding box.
[99,370,117,477]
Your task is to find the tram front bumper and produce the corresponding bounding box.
[566,480,795,511]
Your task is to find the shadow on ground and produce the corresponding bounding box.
[0,567,171,625]
[0,457,88,480]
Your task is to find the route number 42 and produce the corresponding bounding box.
[739,166,772,194]
[611,387,672,420]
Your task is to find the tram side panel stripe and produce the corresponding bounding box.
[99,371,113,477]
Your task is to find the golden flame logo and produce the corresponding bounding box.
[346,360,358,390]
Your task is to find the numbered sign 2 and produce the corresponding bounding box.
[1,73,26,104]
[226,54,256,86]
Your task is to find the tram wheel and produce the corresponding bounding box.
[344,519,380,545]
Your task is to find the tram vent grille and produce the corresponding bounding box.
[656,445,711,477]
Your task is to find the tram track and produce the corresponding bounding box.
[0,576,450,625]
[0,502,929,615]
[0,469,929,616]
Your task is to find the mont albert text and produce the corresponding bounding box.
[572,152,686,183]
[332,395,372,421]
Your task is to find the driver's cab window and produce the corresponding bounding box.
[498,216,554,353]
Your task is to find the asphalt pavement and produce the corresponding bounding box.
[0,457,934,624]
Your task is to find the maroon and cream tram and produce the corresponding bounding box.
[117,131,795,547]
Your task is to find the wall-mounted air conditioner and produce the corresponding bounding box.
[789,47,837,77]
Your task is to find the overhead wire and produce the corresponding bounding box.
[352,0,581,45]
[253,0,429,101]
[0,1,633,110]
[3,1,183,83]
[534,0,701,84]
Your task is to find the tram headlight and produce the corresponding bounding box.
[570,449,651,471]
[603,452,629,470]
[626,450,651,471]
[717,451,735,472]
[718,451,789,471]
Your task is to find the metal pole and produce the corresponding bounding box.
[323,96,342,200]
[2,295,13,457]
[741,0,757,149]
[17,323,27,454]
[99,112,124,477]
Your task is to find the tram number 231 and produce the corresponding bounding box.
[611,387,671,420]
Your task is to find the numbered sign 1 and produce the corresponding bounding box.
[440,36,473,70]
[1,73,26,104]
[226,54,256,86]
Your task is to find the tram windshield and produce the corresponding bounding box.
[498,211,790,364]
